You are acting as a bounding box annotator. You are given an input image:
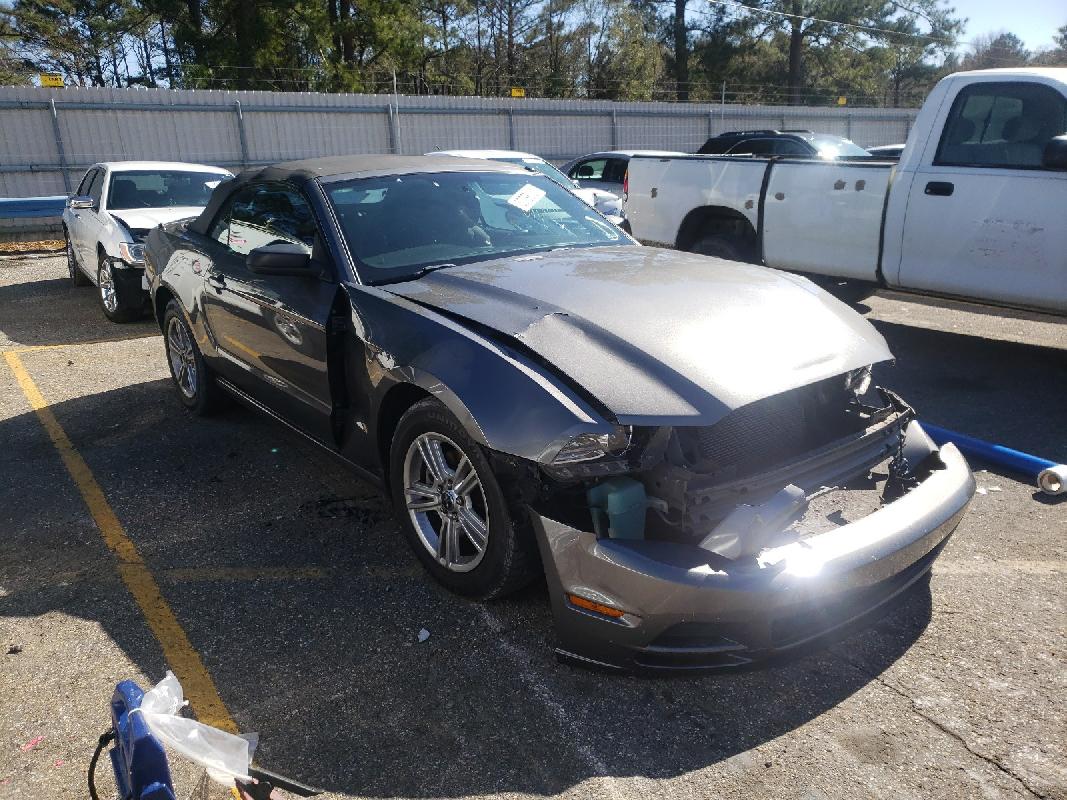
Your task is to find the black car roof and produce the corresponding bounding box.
[188,154,524,236]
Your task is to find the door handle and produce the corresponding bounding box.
[924,181,954,197]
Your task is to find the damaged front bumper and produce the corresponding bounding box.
[531,429,975,672]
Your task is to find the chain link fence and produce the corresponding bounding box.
[0,85,918,237]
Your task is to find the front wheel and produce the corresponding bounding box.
[389,398,539,599]
[162,301,225,415]
[97,254,144,323]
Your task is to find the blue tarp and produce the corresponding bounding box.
[0,196,66,219]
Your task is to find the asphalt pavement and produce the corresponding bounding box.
[1,254,1064,800]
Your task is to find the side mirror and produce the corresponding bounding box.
[69,196,94,210]
[1042,135,1067,171]
[246,241,312,276]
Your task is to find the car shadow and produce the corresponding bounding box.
[0,376,935,798]
[870,320,1067,464]
[0,271,158,349]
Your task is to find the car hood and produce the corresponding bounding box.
[109,207,204,232]
[384,246,893,425]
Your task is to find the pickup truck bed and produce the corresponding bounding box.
[625,68,1067,316]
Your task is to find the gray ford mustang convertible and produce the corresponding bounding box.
[144,155,975,672]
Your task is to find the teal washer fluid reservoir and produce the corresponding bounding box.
[587,477,648,539]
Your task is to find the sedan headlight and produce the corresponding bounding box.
[551,426,631,465]
[118,241,146,264]
[845,365,873,397]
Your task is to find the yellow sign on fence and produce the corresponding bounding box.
[40,73,65,88]
[836,95,847,106]
[510,87,526,98]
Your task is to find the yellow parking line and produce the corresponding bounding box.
[3,351,237,733]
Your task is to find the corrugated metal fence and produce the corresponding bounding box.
[0,85,918,236]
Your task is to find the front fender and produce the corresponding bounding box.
[352,285,615,463]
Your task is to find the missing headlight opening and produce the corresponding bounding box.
[529,376,942,558]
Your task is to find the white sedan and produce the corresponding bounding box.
[431,150,623,222]
[63,161,232,322]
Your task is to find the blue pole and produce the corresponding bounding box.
[920,422,1066,496]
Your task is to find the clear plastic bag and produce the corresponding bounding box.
[138,671,257,787]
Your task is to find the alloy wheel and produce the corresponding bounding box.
[166,316,199,399]
[98,260,118,313]
[403,432,490,573]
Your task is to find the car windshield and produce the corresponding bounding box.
[107,170,228,210]
[326,171,629,284]
[811,136,870,158]
[490,157,574,188]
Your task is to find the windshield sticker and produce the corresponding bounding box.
[507,183,546,212]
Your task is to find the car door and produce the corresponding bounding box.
[200,181,340,443]
[73,168,106,268]
[67,168,96,265]
[894,79,1067,313]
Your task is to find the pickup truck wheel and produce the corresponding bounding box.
[390,398,539,599]
[162,301,225,415]
[97,254,143,323]
[692,234,752,263]
[65,230,90,287]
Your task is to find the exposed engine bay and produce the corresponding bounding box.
[526,370,946,563]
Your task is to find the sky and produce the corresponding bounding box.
[954,0,1066,52]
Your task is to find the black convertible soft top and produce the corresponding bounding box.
[187,154,523,237]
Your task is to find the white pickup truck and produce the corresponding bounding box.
[625,68,1067,315]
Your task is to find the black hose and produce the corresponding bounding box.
[87,730,115,800]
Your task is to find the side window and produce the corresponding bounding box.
[603,159,629,183]
[729,139,775,156]
[210,183,316,257]
[87,170,105,208]
[571,158,607,180]
[76,168,96,196]
[935,81,1067,169]
[771,140,810,156]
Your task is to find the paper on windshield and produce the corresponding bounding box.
[507,183,546,212]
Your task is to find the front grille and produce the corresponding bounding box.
[678,375,860,482]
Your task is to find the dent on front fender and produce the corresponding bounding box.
[351,285,617,462]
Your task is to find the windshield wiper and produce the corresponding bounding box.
[374,262,460,285]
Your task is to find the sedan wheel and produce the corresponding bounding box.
[403,432,490,573]
[96,254,143,323]
[390,398,539,598]
[99,260,118,313]
[162,300,224,415]
[65,230,90,286]
[166,315,199,400]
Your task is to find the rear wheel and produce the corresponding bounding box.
[97,252,143,323]
[162,300,225,415]
[65,229,90,286]
[389,398,539,599]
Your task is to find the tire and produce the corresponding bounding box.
[389,398,539,599]
[691,233,753,263]
[162,300,225,415]
[97,251,144,323]
[65,229,90,287]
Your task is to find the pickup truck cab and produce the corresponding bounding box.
[625,68,1067,315]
